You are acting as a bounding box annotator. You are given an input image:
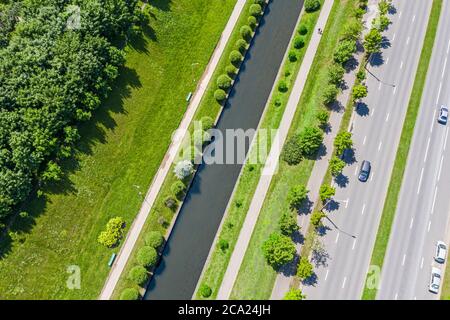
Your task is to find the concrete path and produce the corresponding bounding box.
[99,0,247,300]
[216,0,335,300]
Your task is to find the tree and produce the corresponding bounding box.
[334,131,353,155]
[199,283,212,298]
[281,136,302,165]
[171,180,186,199]
[304,0,321,12]
[352,84,368,101]
[378,0,392,15]
[137,246,158,268]
[214,89,227,101]
[296,256,314,280]
[283,289,305,300]
[262,232,296,268]
[145,231,164,249]
[236,38,247,53]
[249,4,262,16]
[298,126,323,157]
[334,39,357,64]
[288,50,297,62]
[128,266,149,286]
[310,211,327,228]
[174,160,194,180]
[377,15,391,32]
[41,161,62,183]
[328,63,345,85]
[330,156,346,176]
[287,185,309,208]
[218,239,229,252]
[298,24,308,35]
[316,110,329,128]
[120,288,139,300]
[319,184,336,202]
[200,116,214,131]
[342,18,363,40]
[230,50,243,65]
[240,25,252,40]
[294,36,305,49]
[279,211,299,236]
[322,84,339,105]
[364,28,383,54]
[278,79,288,92]
[217,74,232,90]
[248,15,257,29]
[97,217,125,248]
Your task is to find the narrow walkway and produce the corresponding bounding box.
[216,0,335,300]
[99,0,247,300]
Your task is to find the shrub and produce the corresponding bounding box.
[236,38,247,53]
[171,180,186,199]
[298,126,323,157]
[333,39,357,64]
[253,0,266,5]
[249,4,262,16]
[357,70,366,82]
[199,283,212,298]
[377,15,391,31]
[287,185,309,208]
[262,232,296,268]
[225,65,236,77]
[278,79,288,92]
[200,116,214,131]
[297,256,314,280]
[248,15,257,29]
[364,28,382,54]
[214,89,227,102]
[218,239,229,252]
[128,266,148,286]
[174,160,194,180]
[230,50,243,66]
[97,217,125,248]
[217,74,232,90]
[322,84,339,105]
[288,50,297,62]
[352,84,368,101]
[145,231,164,249]
[298,24,308,35]
[120,288,140,300]
[330,156,346,176]
[240,25,252,40]
[164,196,178,210]
[304,0,321,12]
[281,136,302,165]
[279,211,299,236]
[334,131,353,155]
[311,211,327,228]
[283,289,305,300]
[316,110,329,128]
[328,63,345,85]
[319,184,336,202]
[274,97,282,107]
[294,36,305,49]
[137,246,158,268]
[342,18,363,40]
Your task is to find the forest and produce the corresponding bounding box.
[0,0,139,221]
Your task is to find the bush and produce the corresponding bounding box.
[145,231,164,249]
[278,79,288,92]
[128,266,148,286]
[248,15,257,29]
[283,289,305,300]
[334,131,353,155]
[322,84,339,105]
[199,283,212,298]
[298,126,323,157]
[262,232,296,268]
[97,217,125,248]
[137,246,158,268]
[330,156,346,176]
[174,160,194,180]
[364,28,382,54]
[311,211,327,228]
[328,63,345,85]
[230,50,243,66]
[281,136,302,165]
[298,24,308,35]
[217,74,232,90]
[240,25,252,40]
[253,0,266,5]
[171,180,186,199]
[333,39,357,64]
[319,184,336,202]
[279,211,299,236]
[120,288,140,300]
[316,110,329,128]
[357,70,366,82]
[214,89,227,102]
[352,84,368,101]
[218,239,229,252]
[287,185,309,208]
[304,0,321,12]
[342,18,363,40]
[288,50,297,62]
[249,4,262,16]
[293,36,305,49]
[236,38,247,53]
[225,65,236,77]
[297,256,314,280]
[200,116,214,131]
[164,196,178,210]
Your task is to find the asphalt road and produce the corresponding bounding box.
[302,0,433,300]
[377,0,450,300]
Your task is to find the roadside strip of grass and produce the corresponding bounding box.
[362,0,443,300]
[194,1,324,300]
[229,0,359,300]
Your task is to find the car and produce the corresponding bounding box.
[429,267,442,294]
[438,105,448,124]
[358,160,371,182]
[435,241,447,263]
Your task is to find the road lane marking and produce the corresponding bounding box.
[421,257,424,269]
[342,277,347,289]
[385,113,390,122]
[399,11,402,19]
[424,137,431,162]
[370,171,374,181]
[410,218,414,229]
[354,166,358,175]
[394,293,398,300]
[438,155,444,181]
[428,220,431,232]
[393,86,397,95]
[352,239,357,250]
[431,186,437,215]
[371,108,375,116]
[363,135,367,145]
[412,15,416,22]
[378,82,382,90]
[386,57,390,65]
[417,167,424,194]
[392,33,396,42]
[442,57,447,79]
[406,37,410,45]
[378,141,382,151]
[325,270,329,281]
[345,198,349,208]
[400,60,403,69]
[445,127,449,151]
[402,254,406,266]
[447,39,450,54]
[335,232,340,243]
[361,204,366,215]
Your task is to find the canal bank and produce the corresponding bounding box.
[144,0,305,300]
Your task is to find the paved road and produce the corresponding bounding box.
[377,0,450,300]
[302,0,432,300]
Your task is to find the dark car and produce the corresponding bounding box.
[358,160,371,182]
[438,105,448,125]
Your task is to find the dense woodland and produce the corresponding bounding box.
[0,0,139,221]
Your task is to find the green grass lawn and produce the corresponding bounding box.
[194,1,324,300]
[229,0,358,299]
[362,0,442,300]
[0,0,236,299]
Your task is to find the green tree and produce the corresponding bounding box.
[329,156,346,176]
[262,232,296,268]
[298,126,323,157]
[217,74,232,90]
[128,266,149,286]
[316,110,330,128]
[214,89,227,101]
[279,211,299,236]
[310,211,327,228]
[171,180,186,199]
[199,283,212,298]
[249,4,262,16]
[144,231,164,249]
[319,184,336,202]
[297,256,314,280]
[352,84,368,101]
[364,28,383,54]
[304,0,321,12]
[287,185,309,208]
[120,288,139,300]
[334,131,353,155]
[97,216,125,248]
[283,289,305,300]
[137,246,158,268]
[334,39,357,64]
[342,18,363,40]
[281,136,302,165]
[328,64,345,85]
[240,25,252,40]
[322,84,339,105]
[294,36,305,49]
[230,50,243,65]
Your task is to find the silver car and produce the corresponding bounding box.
[438,105,448,124]
[435,241,447,264]
[429,267,441,294]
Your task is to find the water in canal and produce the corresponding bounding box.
[145,0,305,300]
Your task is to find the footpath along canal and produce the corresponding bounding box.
[145,0,305,299]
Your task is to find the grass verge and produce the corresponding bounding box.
[362,0,443,300]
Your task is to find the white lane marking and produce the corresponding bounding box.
[428,220,431,232]
[445,127,449,151]
[345,198,349,208]
[402,254,406,266]
[392,33,396,42]
[424,137,431,162]
[442,57,448,79]
[363,135,367,145]
[410,218,414,229]
[378,82,382,90]
[431,109,437,133]
[385,113,390,122]
[352,238,357,250]
[386,57,390,65]
[447,39,450,54]
[378,141,383,151]
[400,60,403,69]
[420,257,424,269]
[342,277,347,289]
[394,293,398,300]
[393,86,397,95]
[417,167,424,194]
[325,270,329,281]
[371,108,375,116]
[370,171,374,181]
[412,15,416,22]
[354,166,358,175]
[438,155,444,181]
[335,232,340,243]
[361,204,366,215]
[406,37,410,45]
[399,11,402,19]
[431,186,437,215]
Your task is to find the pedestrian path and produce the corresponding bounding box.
[99,0,247,300]
[216,0,335,300]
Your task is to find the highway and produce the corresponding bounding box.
[377,0,450,300]
[302,0,433,299]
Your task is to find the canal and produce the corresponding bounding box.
[144,0,304,300]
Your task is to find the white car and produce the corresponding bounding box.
[435,241,447,264]
[429,267,442,294]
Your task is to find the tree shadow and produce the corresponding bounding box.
[295,197,314,215]
[311,245,330,268]
[369,52,384,67]
[356,101,370,117]
[327,100,344,113]
[302,272,318,287]
[342,148,356,165]
[292,230,305,245]
[316,224,331,236]
[381,36,391,49]
[324,199,340,212]
[344,56,359,73]
[277,254,299,277]
[334,173,349,188]
[148,0,172,12]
